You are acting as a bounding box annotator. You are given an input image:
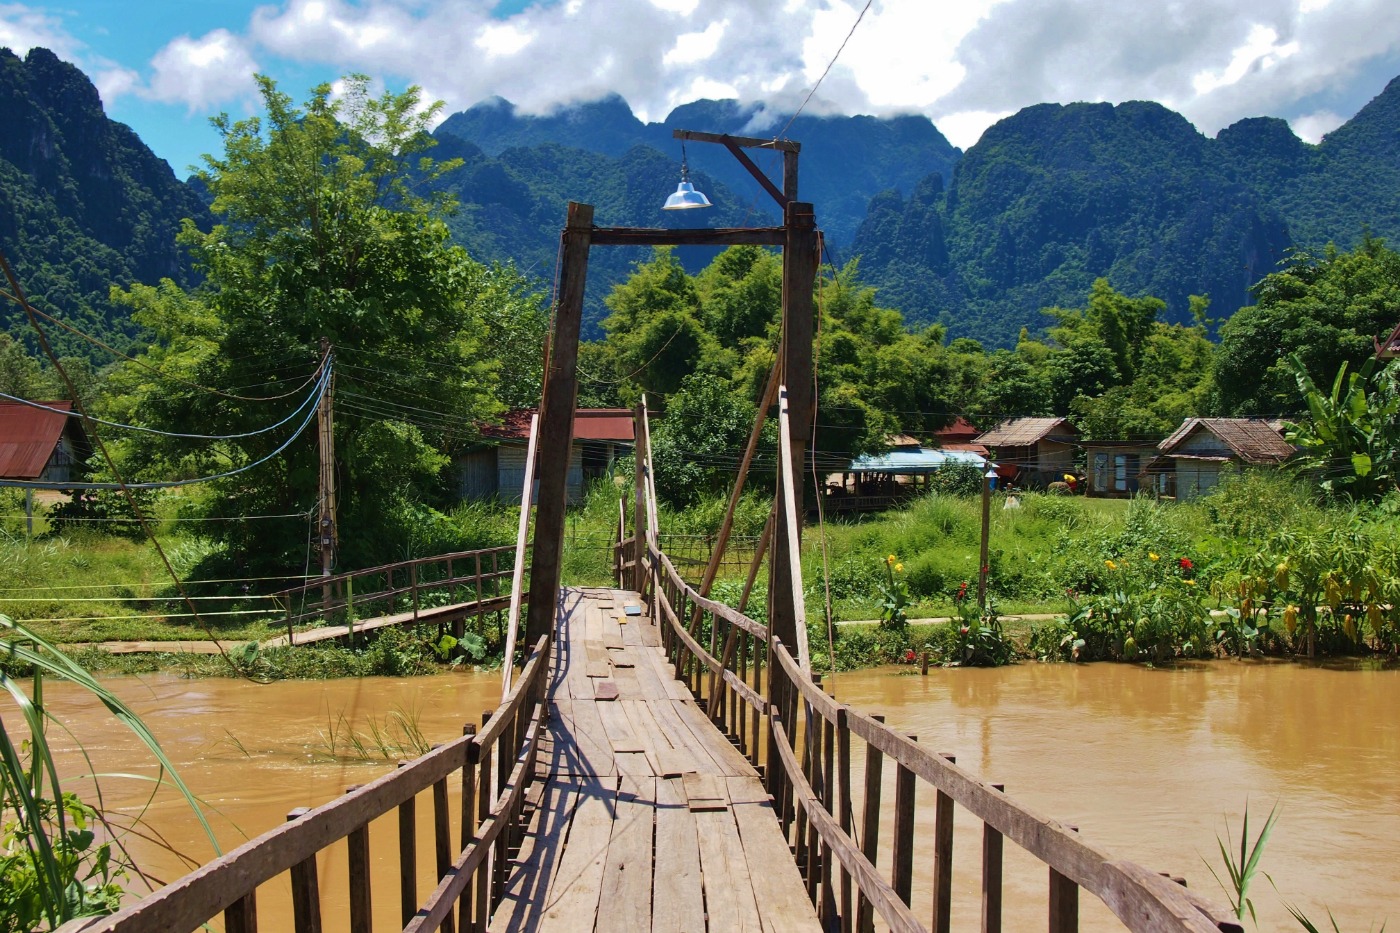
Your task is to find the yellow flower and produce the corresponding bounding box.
[886,554,896,565]
[1105,559,1118,571]
[895,563,903,573]
[1184,579,1196,586]
[1149,552,1159,561]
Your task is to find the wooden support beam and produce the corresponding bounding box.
[590,226,784,247]
[723,139,789,208]
[524,201,592,647]
[770,201,817,665]
[672,128,801,152]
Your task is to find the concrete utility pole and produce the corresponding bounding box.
[317,337,337,609]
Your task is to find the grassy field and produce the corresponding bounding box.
[4,469,1397,672]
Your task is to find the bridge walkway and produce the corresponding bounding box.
[489,587,818,932]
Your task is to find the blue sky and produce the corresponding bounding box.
[4,0,1400,176]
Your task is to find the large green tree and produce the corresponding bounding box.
[106,76,545,573]
[1214,237,1400,415]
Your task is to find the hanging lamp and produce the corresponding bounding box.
[662,141,712,210]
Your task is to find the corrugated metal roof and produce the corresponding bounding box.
[976,417,1075,448]
[849,447,987,474]
[1159,418,1293,464]
[933,416,981,442]
[0,401,74,479]
[485,408,634,442]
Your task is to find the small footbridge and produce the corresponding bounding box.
[64,193,1238,932]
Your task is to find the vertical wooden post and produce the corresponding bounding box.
[345,786,371,933]
[460,724,478,933]
[524,202,592,646]
[891,735,918,905]
[432,751,455,933]
[856,714,885,933]
[397,764,417,927]
[1049,825,1079,933]
[836,707,853,933]
[287,808,322,933]
[978,471,992,608]
[632,403,649,593]
[769,200,817,663]
[981,784,1005,933]
[224,892,258,933]
[932,753,956,933]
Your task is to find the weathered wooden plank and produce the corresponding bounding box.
[539,783,615,930]
[653,777,705,933]
[547,700,614,778]
[727,777,821,933]
[488,779,579,933]
[682,772,730,812]
[594,680,620,702]
[694,800,763,931]
[598,777,655,932]
[669,699,752,777]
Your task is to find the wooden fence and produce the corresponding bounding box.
[59,632,553,933]
[271,545,526,646]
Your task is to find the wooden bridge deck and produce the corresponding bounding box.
[489,587,819,932]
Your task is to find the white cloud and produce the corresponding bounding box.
[93,65,140,103]
[146,29,259,111]
[663,19,727,66]
[1291,108,1345,141]
[101,0,1400,156]
[0,3,79,58]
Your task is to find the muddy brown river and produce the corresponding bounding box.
[13,661,1397,930]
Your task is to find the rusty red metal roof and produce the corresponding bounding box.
[485,408,635,442]
[976,417,1076,448]
[0,401,75,479]
[934,416,981,443]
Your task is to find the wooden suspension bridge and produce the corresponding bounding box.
[62,133,1239,933]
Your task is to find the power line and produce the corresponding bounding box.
[0,363,329,490]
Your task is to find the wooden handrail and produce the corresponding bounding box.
[645,526,1238,932]
[66,633,553,933]
[274,544,520,600]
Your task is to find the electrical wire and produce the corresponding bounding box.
[0,369,325,440]
[0,365,329,491]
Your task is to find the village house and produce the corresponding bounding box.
[1143,418,1294,501]
[1082,439,1162,498]
[456,408,633,503]
[975,416,1078,487]
[0,400,89,485]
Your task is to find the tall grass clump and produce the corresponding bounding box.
[0,615,215,929]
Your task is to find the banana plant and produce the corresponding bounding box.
[1284,353,1400,500]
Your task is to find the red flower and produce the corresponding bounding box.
[904,648,916,662]
[980,565,990,575]
[959,626,970,635]
[1178,557,1194,571]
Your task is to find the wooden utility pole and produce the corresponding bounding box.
[317,338,337,609]
[768,201,818,660]
[523,202,593,647]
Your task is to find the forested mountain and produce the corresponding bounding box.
[854,78,1400,345]
[3,46,1399,356]
[0,47,209,358]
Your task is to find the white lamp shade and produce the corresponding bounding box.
[663,180,712,210]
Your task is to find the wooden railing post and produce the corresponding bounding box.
[1049,825,1080,933]
[460,724,479,933]
[856,714,885,933]
[224,892,258,933]
[982,784,1005,933]
[345,786,371,933]
[396,762,417,927]
[836,706,853,933]
[412,562,420,622]
[932,753,956,933]
[891,735,917,905]
[286,808,322,933]
[430,746,455,933]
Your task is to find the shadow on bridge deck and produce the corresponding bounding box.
[489,587,818,932]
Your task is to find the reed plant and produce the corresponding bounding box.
[0,614,216,930]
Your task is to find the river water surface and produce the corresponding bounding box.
[13,661,1398,931]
